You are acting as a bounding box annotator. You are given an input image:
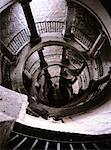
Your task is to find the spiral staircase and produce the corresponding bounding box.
[0,0,111,149]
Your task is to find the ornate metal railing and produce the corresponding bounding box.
[7,21,93,55]
[7,21,64,55]
[36,21,64,34]
[7,129,111,150]
[7,28,30,55]
[71,26,93,49]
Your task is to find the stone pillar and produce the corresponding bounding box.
[89,31,106,57]
[0,85,28,149]
[18,0,41,46]
[64,2,75,38]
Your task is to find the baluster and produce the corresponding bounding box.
[45,21,47,33]
[43,22,46,33]
[12,40,18,53]
[20,29,26,43]
[53,21,55,32]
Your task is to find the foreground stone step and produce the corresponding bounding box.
[0,86,28,149]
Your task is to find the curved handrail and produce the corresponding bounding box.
[36,21,64,34]
[7,21,93,55]
[7,28,30,55]
[71,25,93,48]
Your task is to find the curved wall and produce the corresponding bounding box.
[70,0,111,42]
[0,0,15,13]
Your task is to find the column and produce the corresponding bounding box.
[64,2,74,38]
[89,31,106,57]
[18,0,41,46]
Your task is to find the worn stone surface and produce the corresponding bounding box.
[30,0,67,22]
[0,0,67,45]
[0,85,28,119]
[0,86,28,149]
[0,2,27,45]
[19,94,111,135]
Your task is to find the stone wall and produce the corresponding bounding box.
[0,2,27,45]
[72,3,101,42]
[0,0,67,46]
[30,0,67,22]
[0,85,28,149]
[76,0,111,42]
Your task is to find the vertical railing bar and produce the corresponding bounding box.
[12,40,18,53]
[57,143,61,150]
[57,21,59,32]
[8,134,19,143]
[13,38,19,50]
[93,143,101,150]
[12,137,27,150]
[40,22,42,33]
[20,30,26,42]
[29,139,38,150]
[46,21,49,32]
[45,21,47,32]
[81,143,88,150]
[16,34,22,47]
[52,21,54,32]
[69,144,75,150]
[8,43,15,52]
[50,21,52,32]
[43,22,46,33]
[37,23,40,34]
[44,141,49,150]
[49,21,51,32]
[56,21,58,32]
[24,28,30,41]
[42,22,44,33]
[41,22,43,33]
[36,23,38,34]
[47,21,50,32]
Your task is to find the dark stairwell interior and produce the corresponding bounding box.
[0,0,111,149]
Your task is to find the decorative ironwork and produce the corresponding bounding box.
[7,129,111,150]
[36,21,64,34]
[71,26,93,49]
[7,21,93,54]
[7,28,30,55]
